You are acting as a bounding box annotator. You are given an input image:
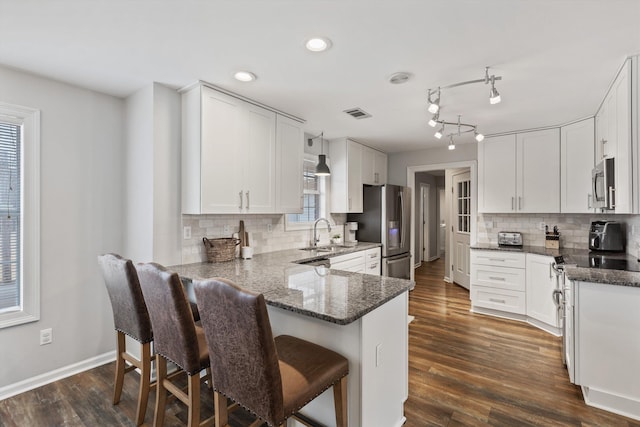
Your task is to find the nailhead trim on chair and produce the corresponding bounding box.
[115,328,153,345]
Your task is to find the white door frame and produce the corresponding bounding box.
[407,161,477,283]
[420,183,430,264]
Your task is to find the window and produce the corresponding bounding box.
[456,178,471,234]
[0,103,40,328]
[286,156,327,229]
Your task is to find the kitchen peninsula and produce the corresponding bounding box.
[170,243,414,427]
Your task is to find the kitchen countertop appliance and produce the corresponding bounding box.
[589,220,625,252]
[592,157,615,211]
[347,184,412,280]
[498,231,523,247]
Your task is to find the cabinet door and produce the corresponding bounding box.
[347,140,363,213]
[595,104,608,161]
[361,146,375,185]
[275,115,304,213]
[478,135,517,213]
[517,128,560,213]
[242,104,276,213]
[374,151,387,184]
[525,254,559,327]
[613,60,631,213]
[561,118,595,213]
[200,88,244,213]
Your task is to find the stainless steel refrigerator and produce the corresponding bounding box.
[347,184,412,279]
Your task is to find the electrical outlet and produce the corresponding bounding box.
[183,226,191,239]
[538,222,546,231]
[40,328,52,346]
[267,223,273,233]
[223,225,231,234]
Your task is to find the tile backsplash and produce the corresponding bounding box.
[182,213,347,264]
[478,213,640,258]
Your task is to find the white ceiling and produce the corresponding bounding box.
[1,0,639,153]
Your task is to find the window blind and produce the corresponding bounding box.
[0,122,20,312]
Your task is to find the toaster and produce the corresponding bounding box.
[498,231,523,247]
[589,220,625,252]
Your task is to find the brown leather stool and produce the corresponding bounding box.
[136,262,213,427]
[98,253,155,426]
[193,277,349,427]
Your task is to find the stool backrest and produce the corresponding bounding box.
[193,278,283,424]
[136,263,201,375]
[98,253,152,344]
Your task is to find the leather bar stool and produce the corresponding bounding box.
[193,277,349,427]
[136,262,214,427]
[98,253,154,426]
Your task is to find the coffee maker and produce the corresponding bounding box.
[345,222,358,245]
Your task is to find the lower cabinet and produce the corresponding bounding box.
[471,249,561,335]
[470,250,526,314]
[330,247,381,275]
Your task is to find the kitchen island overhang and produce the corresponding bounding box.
[170,245,414,427]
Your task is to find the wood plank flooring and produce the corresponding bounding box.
[405,258,640,426]
[1,257,639,426]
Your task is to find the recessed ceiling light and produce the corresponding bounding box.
[234,71,256,82]
[388,72,412,84]
[305,37,332,52]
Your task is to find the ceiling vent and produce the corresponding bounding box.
[344,108,372,120]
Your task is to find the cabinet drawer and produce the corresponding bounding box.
[331,251,365,272]
[471,286,526,315]
[365,248,381,262]
[331,251,365,265]
[471,250,525,268]
[472,265,526,291]
[364,259,380,276]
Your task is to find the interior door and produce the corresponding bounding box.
[452,171,471,289]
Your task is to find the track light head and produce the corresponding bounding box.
[448,137,455,150]
[475,131,485,142]
[427,88,440,114]
[489,76,501,104]
[428,113,439,127]
[434,124,444,139]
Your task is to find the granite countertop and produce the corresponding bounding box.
[169,242,414,326]
[471,244,640,287]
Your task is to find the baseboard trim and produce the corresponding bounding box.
[0,351,116,400]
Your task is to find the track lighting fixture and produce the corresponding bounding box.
[428,113,439,127]
[475,131,485,142]
[489,75,501,105]
[448,136,455,150]
[427,88,440,114]
[434,124,444,139]
[430,114,483,147]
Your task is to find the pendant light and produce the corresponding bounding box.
[315,132,331,176]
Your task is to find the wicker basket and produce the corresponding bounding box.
[202,237,240,262]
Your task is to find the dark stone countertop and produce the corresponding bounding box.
[471,244,640,288]
[169,242,414,326]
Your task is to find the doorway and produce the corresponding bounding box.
[407,161,477,284]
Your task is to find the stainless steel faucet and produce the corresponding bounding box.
[313,218,331,247]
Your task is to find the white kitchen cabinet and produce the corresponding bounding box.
[470,250,526,315]
[364,247,381,276]
[362,146,387,185]
[478,129,560,213]
[561,118,595,213]
[574,281,640,419]
[330,250,366,273]
[525,254,559,332]
[329,138,363,213]
[275,115,304,213]
[595,59,632,213]
[182,84,303,214]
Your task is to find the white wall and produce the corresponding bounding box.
[0,65,124,389]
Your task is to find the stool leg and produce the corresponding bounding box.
[214,391,228,427]
[153,356,168,427]
[113,331,126,405]
[135,341,151,425]
[333,375,348,427]
[187,374,201,427]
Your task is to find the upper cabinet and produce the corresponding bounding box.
[329,138,387,213]
[478,129,560,213]
[361,145,388,185]
[560,118,595,213]
[595,59,632,214]
[182,84,304,214]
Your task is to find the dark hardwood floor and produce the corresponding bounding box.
[405,258,640,426]
[1,258,639,426]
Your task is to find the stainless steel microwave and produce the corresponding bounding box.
[592,157,615,210]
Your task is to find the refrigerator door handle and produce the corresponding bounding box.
[399,191,405,249]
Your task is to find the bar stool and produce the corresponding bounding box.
[193,277,349,427]
[97,253,153,426]
[136,262,214,427]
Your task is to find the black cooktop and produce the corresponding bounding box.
[571,252,640,273]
